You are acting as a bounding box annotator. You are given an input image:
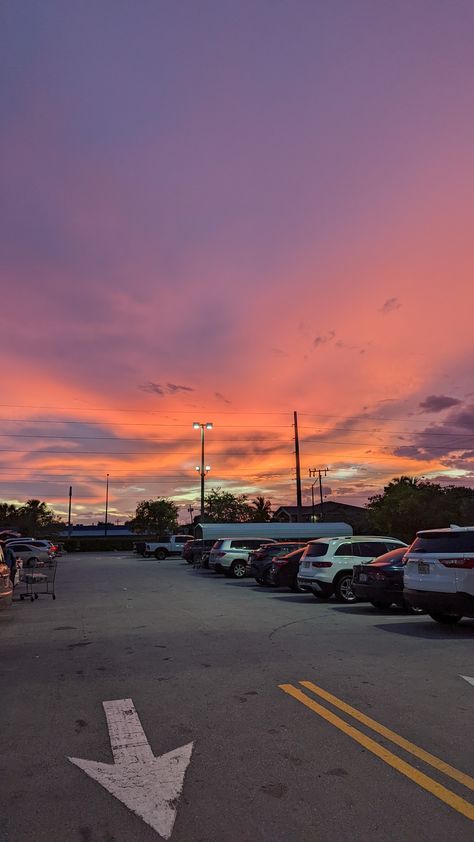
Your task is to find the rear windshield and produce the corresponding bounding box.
[305,542,329,558]
[411,532,474,554]
[212,540,224,549]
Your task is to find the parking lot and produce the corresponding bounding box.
[1,551,473,841]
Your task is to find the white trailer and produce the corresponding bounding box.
[195,522,352,542]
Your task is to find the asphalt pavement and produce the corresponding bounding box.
[1,552,473,842]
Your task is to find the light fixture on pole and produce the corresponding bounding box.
[193,422,213,519]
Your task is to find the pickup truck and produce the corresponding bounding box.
[143,534,191,560]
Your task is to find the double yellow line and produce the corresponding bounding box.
[279,680,474,821]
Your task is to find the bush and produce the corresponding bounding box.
[62,537,148,553]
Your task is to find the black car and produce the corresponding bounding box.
[352,547,422,611]
[246,542,307,585]
[268,546,307,591]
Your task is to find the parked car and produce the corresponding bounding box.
[246,542,307,584]
[352,547,422,612]
[9,542,52,568]
[144,535,192,560]
[404,525,474,624]
[0,546,13,610]
[208,538,277,578]
[7,538,58,555]
[182,539,216,566]
[297,536,407,603]
[268,546,308,591]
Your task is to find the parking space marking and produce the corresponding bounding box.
[299,679,474,792]
[461,675,474,687]
[279,683,474,822]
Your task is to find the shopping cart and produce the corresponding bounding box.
[18,557,57,601]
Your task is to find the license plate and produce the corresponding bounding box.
[418,561,430,574]
[359,573,367,583]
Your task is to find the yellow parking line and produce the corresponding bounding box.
[300,680,474,792]
[279,684,474,822]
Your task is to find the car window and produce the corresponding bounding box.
[410,532,474,553]
[353,541,388,558]
[174,536,189,544]
[306,542,329,557]
[384,542,404,553]
[334,543,353,557]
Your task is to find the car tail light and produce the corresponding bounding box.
[311,561,333,568]
[439,557,474,569]
[213,551,226,558]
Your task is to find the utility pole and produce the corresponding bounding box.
[68,486,72,537]
[294,411,302,520]
[309,467,329,520]
[105,473,109,537]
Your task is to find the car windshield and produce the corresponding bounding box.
[410,532,474,554]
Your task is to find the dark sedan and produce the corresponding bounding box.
[268,546,307,591]
[352,547,421,611]
[246,542,307,585]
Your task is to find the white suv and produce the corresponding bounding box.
[404,525,474,624]
[208,538,277,578]
[297,535,407,603]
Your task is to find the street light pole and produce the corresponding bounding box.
[193,422,213,519]
[105,473,109,537]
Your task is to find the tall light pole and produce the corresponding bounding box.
[193,422,213,519]
[104,473,109,537]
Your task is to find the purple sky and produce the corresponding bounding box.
[1,1,473,523]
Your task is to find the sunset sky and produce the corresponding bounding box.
[1,1,473,525]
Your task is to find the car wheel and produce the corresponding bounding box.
[155,549,167,560]
[29,556,39,566]
[370,600,392,609]
[335,574,357,603]
[403,601,424,614]
[230,561,246,578]
[429,612,462,625]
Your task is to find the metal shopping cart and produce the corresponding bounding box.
[18,557,57,601]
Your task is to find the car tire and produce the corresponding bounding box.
[334,574,357,603]
[429,612,462,625]
[230,561,246,579]
[255,577,266,586]
[155,549,167,561]
[403,601,424,614]
[29,556,39,566]
[370,600,392,609]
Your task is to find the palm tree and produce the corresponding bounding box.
[250,496,272,522]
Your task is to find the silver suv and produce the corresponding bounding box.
[209,538,277,578]
[297,535,406,603]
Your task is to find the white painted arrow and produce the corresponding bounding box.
[68,698,193,839]
[460,675,474,687]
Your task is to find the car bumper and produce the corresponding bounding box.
[404,588,474,617]
[297,576,333,595]
[353,582,404,604]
